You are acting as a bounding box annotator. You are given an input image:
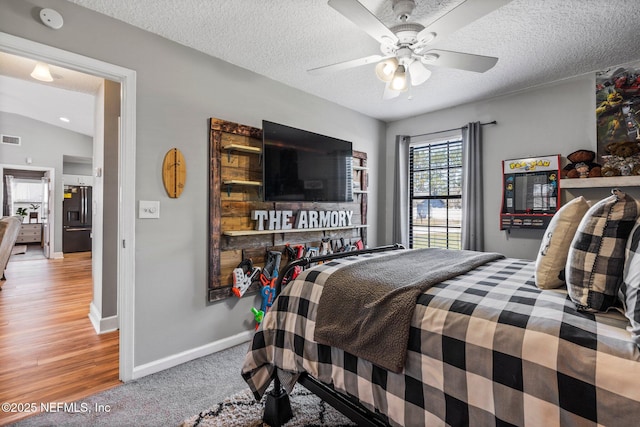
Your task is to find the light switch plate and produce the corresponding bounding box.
[139,200,160,219]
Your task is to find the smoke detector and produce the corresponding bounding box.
[39,8,64,30]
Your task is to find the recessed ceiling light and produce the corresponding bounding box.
[59,117,70,123]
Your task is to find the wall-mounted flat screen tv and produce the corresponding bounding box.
[262,120,353,202]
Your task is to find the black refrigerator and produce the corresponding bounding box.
[63,185,92,253]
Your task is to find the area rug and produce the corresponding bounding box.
[180,385,356,427]
[11,245,27,255]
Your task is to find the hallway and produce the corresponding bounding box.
[0,251,120,424]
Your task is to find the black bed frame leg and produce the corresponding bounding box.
[263,378,293,427]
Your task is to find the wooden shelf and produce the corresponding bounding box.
[560,176,640,189]
[222,179,262,186]
[353,190,368,194]
[222,224,368,237]
[222,144,262,154]
[222,179,262,196]
[352,165,368,171]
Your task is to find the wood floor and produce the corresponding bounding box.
[0,249,121,425]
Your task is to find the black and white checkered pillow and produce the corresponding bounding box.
[621,220,640,347]
[566,189,639,311]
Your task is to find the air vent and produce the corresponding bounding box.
[1,134,21,146]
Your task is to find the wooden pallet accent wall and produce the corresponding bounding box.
[208,118,368,302]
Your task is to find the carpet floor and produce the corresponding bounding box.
[180,385,355,427]
[10,343,251,427]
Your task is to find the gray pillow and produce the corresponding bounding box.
[620,220,640,347]
[566,189,638,312]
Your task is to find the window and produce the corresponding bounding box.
[409,138,462,249]
[13,179,44,202]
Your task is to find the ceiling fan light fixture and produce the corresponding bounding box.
[408,61,432,86]
[390,65,408,92]
[30,62,53,82]
[375,58,398,82]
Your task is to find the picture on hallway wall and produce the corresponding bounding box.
[595,61,640,168]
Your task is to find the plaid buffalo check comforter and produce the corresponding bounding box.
[241,252,640,427]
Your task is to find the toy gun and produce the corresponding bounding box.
[284,244,305,281]
[251,307,264,324]
[254,251,282,329]
[320,238,333,256]
[231,259,261,298]
[263,250,281,281]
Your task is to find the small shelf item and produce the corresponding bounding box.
[222,179,262,196]
[162,147,186,198]
[500,155,561,230]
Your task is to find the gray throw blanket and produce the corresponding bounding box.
[313,248,504,373]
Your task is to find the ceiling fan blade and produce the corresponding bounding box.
[308,54,384,75]
[416,0,512,42]
[421,49,498,73]
[328,0,398,44]
[382,82,400,100]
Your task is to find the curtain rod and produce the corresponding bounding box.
[407,120,497,139]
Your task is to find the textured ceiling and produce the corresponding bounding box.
[62,0,640,122]
[4,0,640,127]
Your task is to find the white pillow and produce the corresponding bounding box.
[535,196,590,289]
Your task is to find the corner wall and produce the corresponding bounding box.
[384,74,598,260]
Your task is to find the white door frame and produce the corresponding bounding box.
[0,32,137,381]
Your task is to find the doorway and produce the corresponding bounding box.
[1,166,54,259]
[0,32,136,381]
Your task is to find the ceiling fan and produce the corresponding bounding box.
[309,0,512,99]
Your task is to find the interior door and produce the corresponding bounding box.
[41,173,51,258]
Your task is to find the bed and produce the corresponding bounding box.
[241,243,640,426]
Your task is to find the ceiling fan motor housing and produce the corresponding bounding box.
[392,0,416,21]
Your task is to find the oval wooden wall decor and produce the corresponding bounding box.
[162,148,186,198]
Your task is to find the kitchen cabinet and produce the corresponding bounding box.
[62,174,93,186]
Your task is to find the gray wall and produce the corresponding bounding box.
[0,111,93,252]
[63,161,92,175]
[0,0,385,367]
[385,73,640,260]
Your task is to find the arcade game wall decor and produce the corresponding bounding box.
[500,155,561,230]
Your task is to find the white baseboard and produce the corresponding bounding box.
[51,251,64,259]
[131,330,254,380]
[88,302,119,334]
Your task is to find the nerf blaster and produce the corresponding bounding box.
[232,259,261,298]
[320,238,333,256]
[251,307,264,324]
[284,244,305,281]
[263,250,282,280]
[254,251,282,329]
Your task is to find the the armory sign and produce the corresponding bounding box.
[251,210,354,231]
